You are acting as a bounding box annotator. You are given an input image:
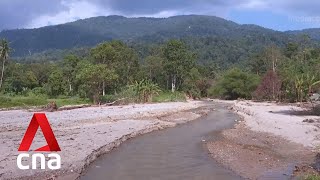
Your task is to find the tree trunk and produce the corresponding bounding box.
[0,59,5,89]
[102,81,106,96]
[68,78,72,93]
[171,75,176,93]
[272,60,275,72]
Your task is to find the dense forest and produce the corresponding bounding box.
[1,15,320,67]
[0,15,320,108]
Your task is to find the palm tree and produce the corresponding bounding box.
[0,39,10,89]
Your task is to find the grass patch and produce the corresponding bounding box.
[0,95,91,109]
[152,91,186,103]
[48,97,91,107]
[0,96,47,108]
[303,175,320,180]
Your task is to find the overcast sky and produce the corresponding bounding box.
[1,0,320,31]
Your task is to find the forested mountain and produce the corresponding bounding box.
[0,15,308,56]
[1,16,320,105]
[286,28,320,41]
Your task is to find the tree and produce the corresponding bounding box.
[163,40,195,92]
[62,55,80,94]
[249,46,283,75]
[91,41,139,95]
[76,63,118,104]
[0,39,11,89]
[254,70,282,101]
[211,68,260,100]
[284,42,299,59]
[183,67,202,99]
[47,69,67,96]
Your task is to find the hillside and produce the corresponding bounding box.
[286,28,320,40]
[0,15,299,57]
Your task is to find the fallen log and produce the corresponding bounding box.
[58,104,91,111]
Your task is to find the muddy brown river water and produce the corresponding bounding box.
[81,103,243,180]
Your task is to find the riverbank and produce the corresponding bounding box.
[81,102,241,180]
[207,100,320,179]
[0,101,207,180]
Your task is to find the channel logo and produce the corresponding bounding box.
[17,113,61,170]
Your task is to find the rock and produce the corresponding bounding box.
[303,119,315,123]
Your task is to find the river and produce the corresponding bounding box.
[81,102,242,180]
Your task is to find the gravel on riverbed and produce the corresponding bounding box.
[0,101,206,180]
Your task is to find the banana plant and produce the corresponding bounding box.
[130,80,161,103]
[294,75,304,102]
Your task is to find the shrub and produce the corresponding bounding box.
[129,80,161,103]
[0,96,12,103]
[28,87,48,97]
[153,91,186,102]
[99,95,117,103]
[210,68,260,100]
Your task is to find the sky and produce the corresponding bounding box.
[1,0,320,31]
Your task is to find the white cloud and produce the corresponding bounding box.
[129,10,180,18]
[14,0,320,30]
[27,0,116,28]
[238,0,269,9]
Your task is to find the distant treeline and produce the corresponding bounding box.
[0,38,320,104]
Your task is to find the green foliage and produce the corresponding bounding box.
[129,80,161,103]
[99,95,117,103]
[303,174,320,180]
[76,62,118,103]
[112,80,164,104]
[91,41,139,86]
[3,15,316,67]
[210,68,260,100]
[47,97,91,107]
[163,39,196,92]
[152,91,186,102]
[143,55,165,88]
[0,95,90,109]
[28,87,48,97]
[183,67,202,99]
[276,47,320,102]
[0,39,11,90]
[1,25,320,106]
[62,55,80,95]
[0,96,47,108]
[47,69,67,96]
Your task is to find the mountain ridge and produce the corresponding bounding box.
[0,15,319,58]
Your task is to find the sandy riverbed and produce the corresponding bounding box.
[207,100,320,179]
[0,101,207,180]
